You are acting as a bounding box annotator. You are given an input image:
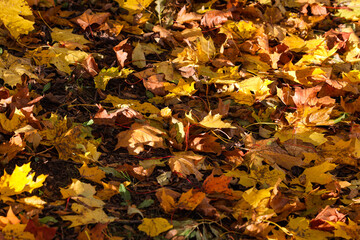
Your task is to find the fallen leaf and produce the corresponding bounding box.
[0,163,47,202]
[115,122,165,155]
[75,9,111,30]
[168,151,205,181]
[138,218,173,237]
[0,0,35,38]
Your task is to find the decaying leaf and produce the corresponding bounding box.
[115,122,165,155]
[168,151,205,181]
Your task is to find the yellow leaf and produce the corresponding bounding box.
[275,127,327,146]
[296,41,338,66]
[282,34,306,52]
[102,95,160,114]
[121,0,154,13]
[164,78,197,97]
[168,151,205,181]
[220,20,258,40]
[199,112,234,129]
[61,203,115,228]
[29,44,88,73]
[329,219,360,239]
[342,69,360,83]
[0,163,47,201]
[39,115,101,163]
[0,0,34,38]
[250,165,285,187]
[51,28,91,45]
[286,217,332,240]
[158,188,177,213]
[115,122,165,155]
[177,189,205,211]
[242,187,272,209]
[61,179,104,208]
[132,43,146,68]
[196,36,216,62]
[0,108,26,133]
[138,218,173,237]
[0,51,38,86]
[18,195,46,209]
[301,161,337,185]
[94,67,133,90]
[231,90,254,106]
[78,162,106,184]
[237,76,272,102]
[2,224,35,240]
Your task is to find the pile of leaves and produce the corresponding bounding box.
[1,0,360,238]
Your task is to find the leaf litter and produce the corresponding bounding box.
[1,0,360,239]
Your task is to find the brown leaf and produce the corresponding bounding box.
[168,151,205,181]
[153,25,179,47]
[93,104,143,127]
[0,134,25,164]
[196,197,219,218]
[82,54,99,77]
[176,6,202,25]
[143,74,166,96]
[113,38,131,68]
[77,223,107,240]
[75,9,111,30]
[201,10,232,28]
[202,173,233,198]
[223,149,244,167]
[189,133,222,155]
[115,122,165,155]
[310,206,346,231]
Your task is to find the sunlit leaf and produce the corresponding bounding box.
[138,217,173,237]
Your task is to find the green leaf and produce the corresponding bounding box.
[119,183,131,203]
[39,216,58,224]
[138,199,154,209]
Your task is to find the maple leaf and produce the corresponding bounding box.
[51,27,91,45]
[78,162,106,184]
[202,173,234,198]
[94,67,133,90]
[177,189,206,211]
[77,223,108,240]
[0,163,47,202]
[61,179,104,208]
[0,134,25,164]
[2,224,36,239]
[138,218,173,237]
[201,10,232,28]
[75,9,111,30]
[24,217,57,240]
[310,206,346,231]
[39,116,101,163]
[176,6,202,25]
[198,111,235,129]
[156,188,205,213]
[61,203,115,228]
[0,0,35,39]
[168,151,205,181]
[0,207,20,228]
[115,122,165,155]
[29,44,88,74]
[286,217,332,240]
[0,51,38,86]
[102,95,160,114]
[189,133,222,155]
[164,78,197,97]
